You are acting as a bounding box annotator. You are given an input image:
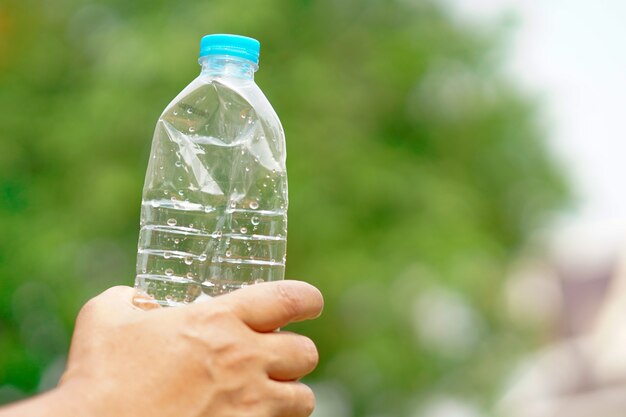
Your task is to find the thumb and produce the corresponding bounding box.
[77,286,141,326]
[96,285,140,311]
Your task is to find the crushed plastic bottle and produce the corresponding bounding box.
[134,34,287,306]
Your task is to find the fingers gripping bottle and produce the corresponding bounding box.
[134,34,287,306]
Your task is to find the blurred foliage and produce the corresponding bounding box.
[0,0,568,415]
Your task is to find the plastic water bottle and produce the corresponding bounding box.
[134,34,287,306]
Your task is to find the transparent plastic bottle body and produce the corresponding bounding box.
[135,56,287,306]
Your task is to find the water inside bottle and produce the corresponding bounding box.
[135,76,287,306]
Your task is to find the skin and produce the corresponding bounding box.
[0,280,324,417]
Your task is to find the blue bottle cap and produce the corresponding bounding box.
[199,34,260,65]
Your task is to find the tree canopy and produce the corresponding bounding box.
[0,0,567,415]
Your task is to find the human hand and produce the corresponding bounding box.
[56,280,323,417]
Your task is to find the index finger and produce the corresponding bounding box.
[216,280,323,332]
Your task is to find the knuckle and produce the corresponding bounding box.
[211,377,267,417]
[207,303,234,321]
[210,339,261,371]
[301,337,320,370]
[217,383,261,410]
[239,387,264,408]
[195,302,236,326]
[77,286,134,322]
[219,348,252,368]
[275,282,303,318]
[77,296,100,319]
[298,384,316,416]
[108,285,133,293]
[205,330,235,353]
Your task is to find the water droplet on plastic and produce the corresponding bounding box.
[159,165,164,170]
[249,201,259,210]
[186,272,194,279]
[167,218,177,226]
[165,294,173,301]
[165,268,174,276]
[241,149,245,155]
[186,108,192,114]
[247,119,253,124]
[255,279,264,284]
[184,256,193,265]
[170,196,178,202]
[225,250,232,257]
[230,200,237,208]
[142,268,147,274]
[251,216,260,225]
[164,252,171,259]
[189,223,194,228]
[236,265,241,270]
[212,230,222,238]
[245,167,250,172]
[240,113,246,119]
[204,205,213,213]
[188,126,195,133]
[174,238,180,244]
[217,256,223,262]
[151,200,160,208]
[178,190,184,196]
[173,110,179,116]
[164,190,169,195]
[240,227,248,234]
[199,254,207,262]
[175,161,182,167]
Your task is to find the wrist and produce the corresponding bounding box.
[55,377,111,417]
[0,383,96,417]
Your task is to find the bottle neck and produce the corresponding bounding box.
[199,55,258,80]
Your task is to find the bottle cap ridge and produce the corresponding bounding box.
[199,34,260,65]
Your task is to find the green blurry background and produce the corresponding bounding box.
[0,0,568,415]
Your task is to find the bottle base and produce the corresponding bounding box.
[134,274,279,307]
